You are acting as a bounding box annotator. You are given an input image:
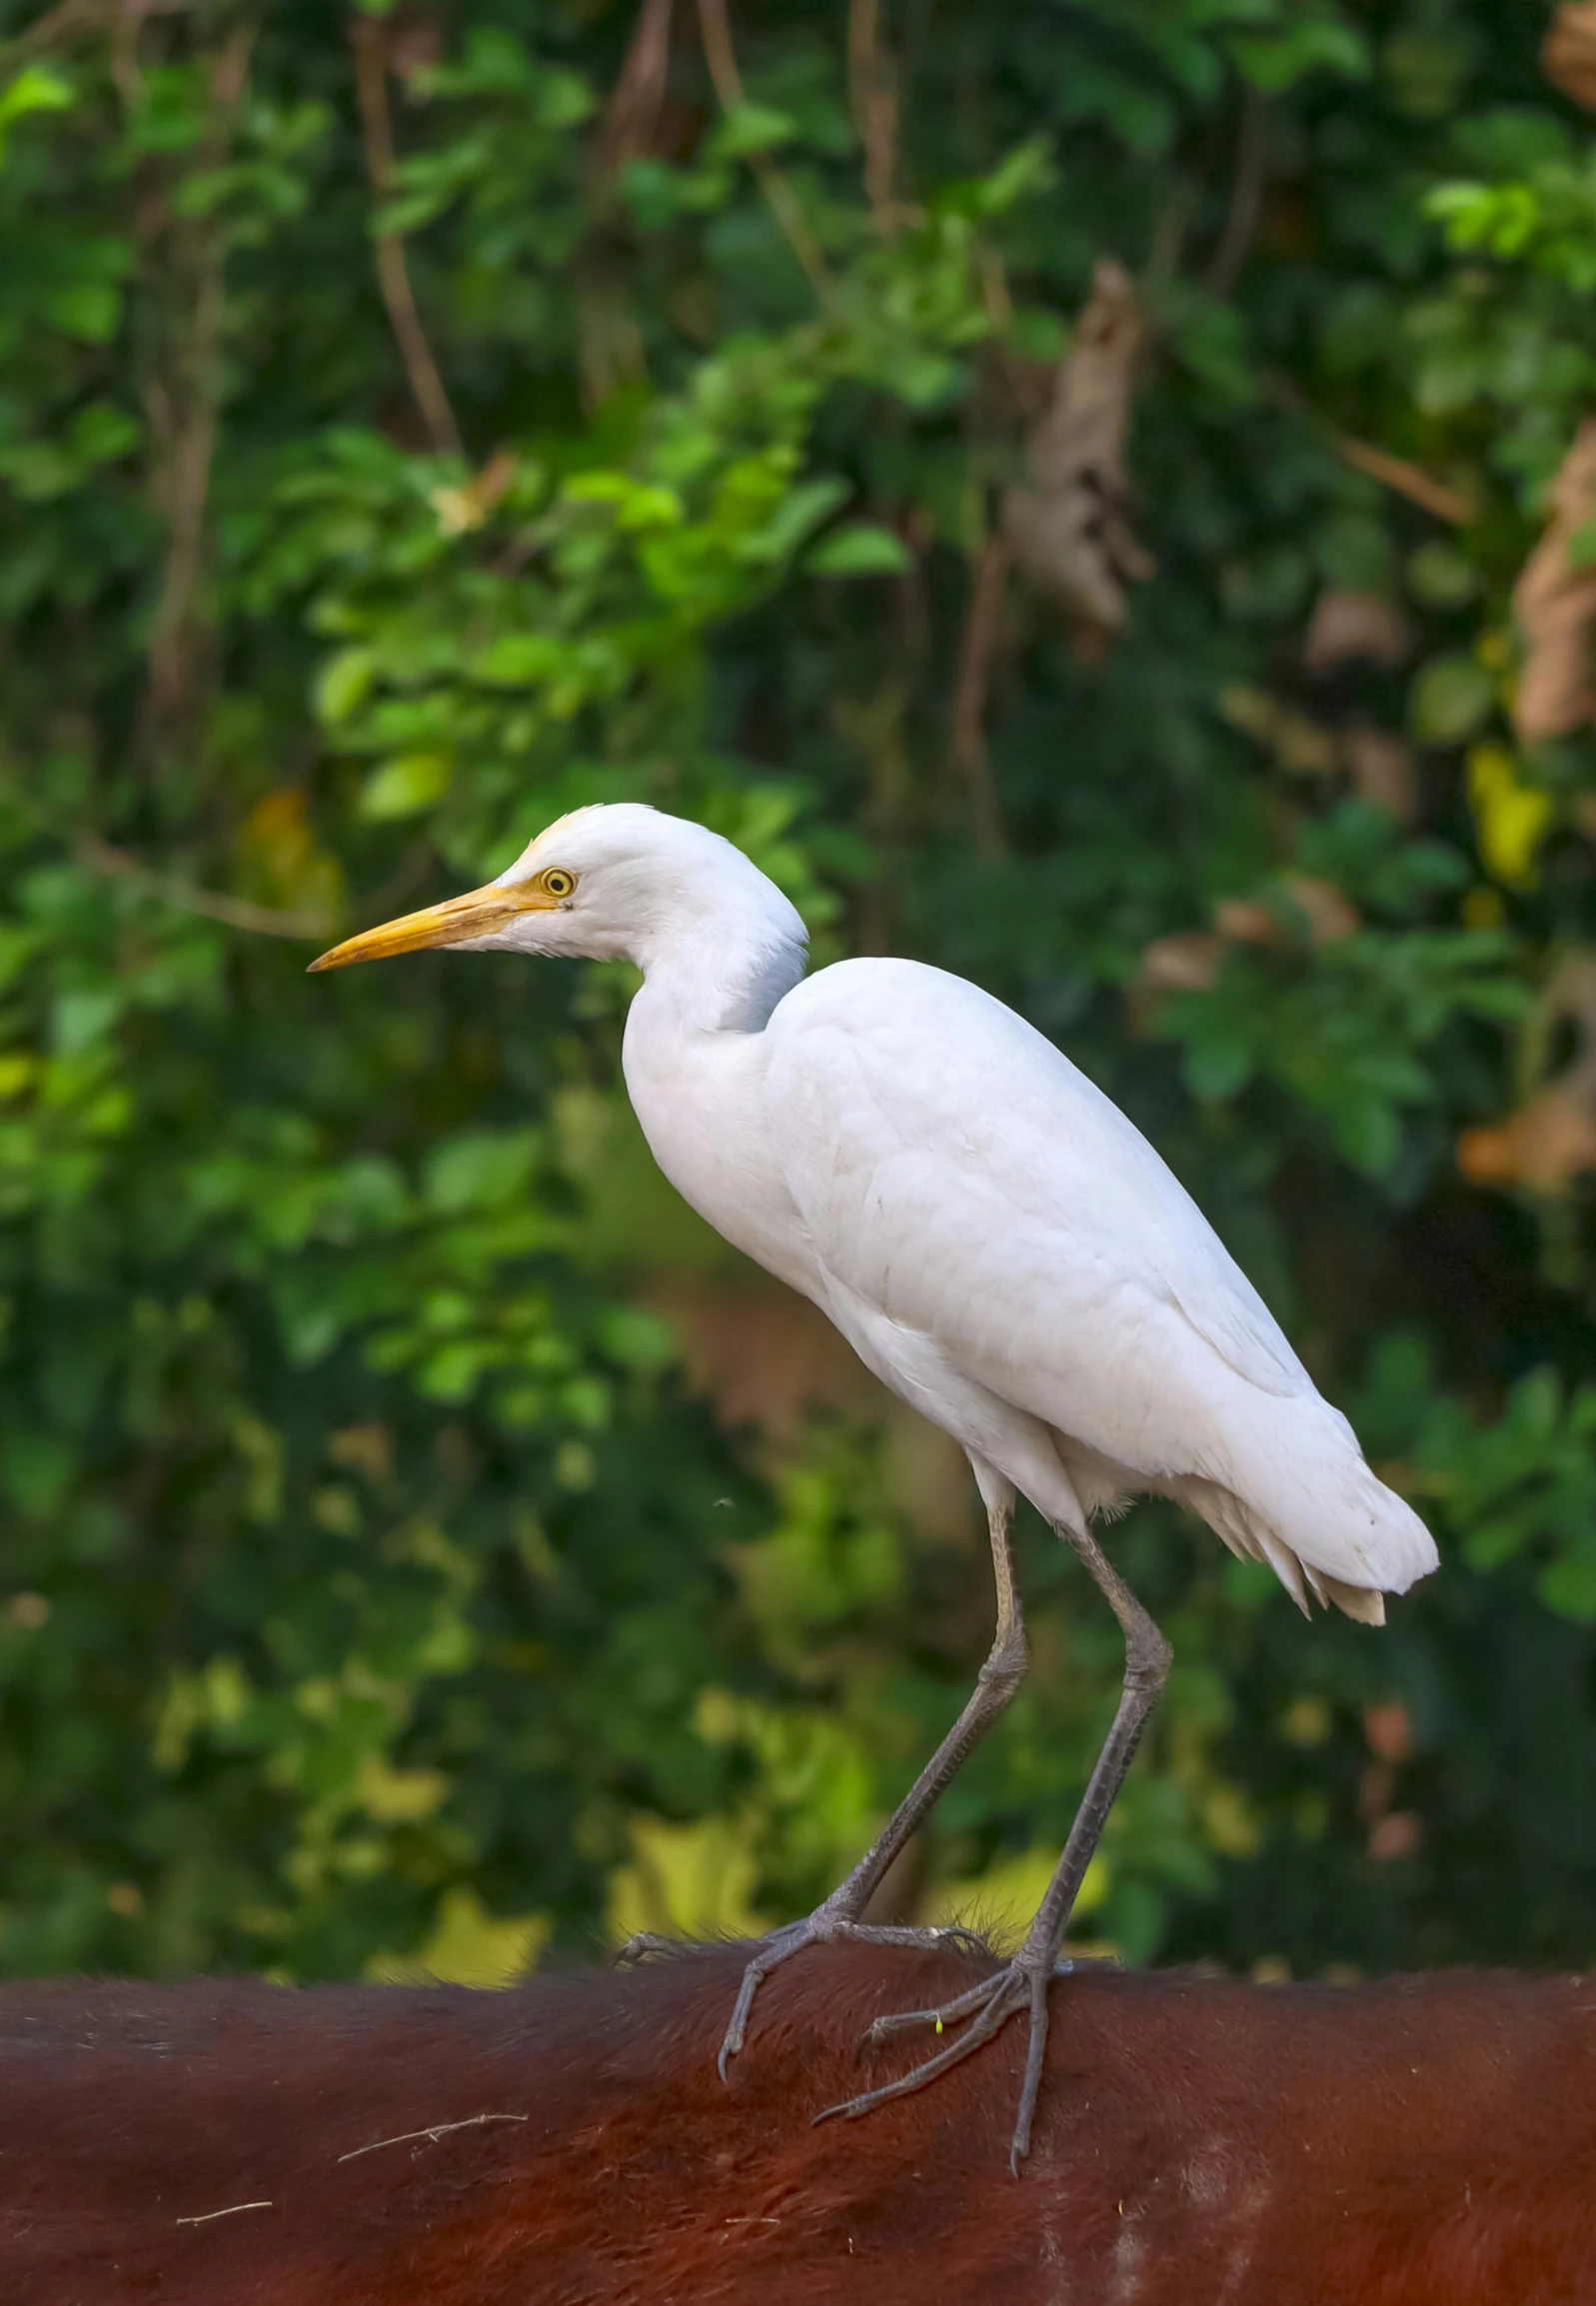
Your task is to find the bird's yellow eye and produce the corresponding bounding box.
[541,868,577,900]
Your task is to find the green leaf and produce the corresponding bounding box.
[711,103,797,159]
[1230,15,1369,93]
[0,64,74,162]
[804,523,912,577]
[1406,542,1479,608]
[358,754,453,820]
[1182,1035,1254,1103]
[1538,1547,1596,1623]
[1409,655,1493,747]
[315,647,377,727]
[737,476,851,565]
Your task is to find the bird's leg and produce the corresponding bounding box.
[710,1493,1027,2077]
[817,1520,1170,2173]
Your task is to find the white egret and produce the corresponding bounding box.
[311,803,1437,2168]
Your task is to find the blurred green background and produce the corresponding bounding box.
[1,0,1595,1990]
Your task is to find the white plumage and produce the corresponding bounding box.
[312,799,1438,2166]
[756,957,1434,1622]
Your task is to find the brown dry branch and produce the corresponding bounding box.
[1545,2,1596,108]
[1002,258,1153,651]
[1205,84,1267,297]
[110,0,151,103]
[1335,435,1474,525]
[142,21,256,741]
[5,0,189,59]
[351,15,464,459]
[1512,417,1596,744]
[74,825,334,941]
[599,0,676,177]
[0,769,333,941]
[695,0,832,303]
[337,2113,529,2165]
[1264,373,1474,524]
[848,0,899,226]
[947,528,1010,856]
[386,13,444,83]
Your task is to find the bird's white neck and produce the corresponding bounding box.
[627,899,807,1040]
[619,896,817,1298]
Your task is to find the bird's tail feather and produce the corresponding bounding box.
[1174,1460,1430,1623]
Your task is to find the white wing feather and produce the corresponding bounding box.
[764,959,1436,1601]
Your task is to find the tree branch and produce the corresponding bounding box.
[948,528,1009,857]
[1336,435,1473,525]
[143,21,256,733]
[0,777,333,942]
[599,0,675,178]
[5,0,190,59]
[351,16,464,459]
[1204,85,1266,297]
[695,0,833,304]
[847,0,899,227]
[72,827,335,940]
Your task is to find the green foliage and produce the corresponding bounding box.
[0,0,1593,1989]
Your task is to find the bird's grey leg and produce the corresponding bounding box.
[816,1519,1170,2174]
[706,1489,1028,2076]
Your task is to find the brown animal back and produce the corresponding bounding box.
[1,1945,1592,2305]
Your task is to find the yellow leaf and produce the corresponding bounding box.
[368,1886,550,1987]
[605,1812,769,1944]
[921,1844,1111,1949]
[1467,742,1553,889]
[354,1751,448,1824]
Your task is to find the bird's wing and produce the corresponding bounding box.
[762,959,1436,1599]
[765,958,1308,1424]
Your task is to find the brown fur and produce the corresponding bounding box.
[2,1942,1593,2304]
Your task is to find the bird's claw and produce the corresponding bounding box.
[817,1954,1073,2174]
[614,1931,684,1966]
[718,1916,986,2079]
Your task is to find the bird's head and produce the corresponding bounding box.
[308,803,806,1007]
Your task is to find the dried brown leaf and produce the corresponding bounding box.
[600,0,676,178]
[1302,589,1412,675]
[1002,258,1152,646]
[1457,957,1596,1191]
[1368,1812,1422,1862]
[1343,726,1420,823]
[1133,932,1226,997]
[1279,874,1358,944]
[1545,1,1596,109]
[1211,899,1278,947]
[1512,417,1596,742]
[1458,1089,1596,1191]
[1363,1700,1413,1764]
[1219,685,1338,777]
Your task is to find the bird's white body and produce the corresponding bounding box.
[628,928,1435,1619]
[319,799,1437,1617]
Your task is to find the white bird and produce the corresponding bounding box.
[311,802,1438,2168]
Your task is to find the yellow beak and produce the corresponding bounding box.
[307,880,556,973]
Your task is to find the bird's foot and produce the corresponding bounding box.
[815,1952,1079,2175]
[718,1909,984,2080]
[614,1931,687,1965]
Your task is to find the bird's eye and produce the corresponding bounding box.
[541,869,576,900]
